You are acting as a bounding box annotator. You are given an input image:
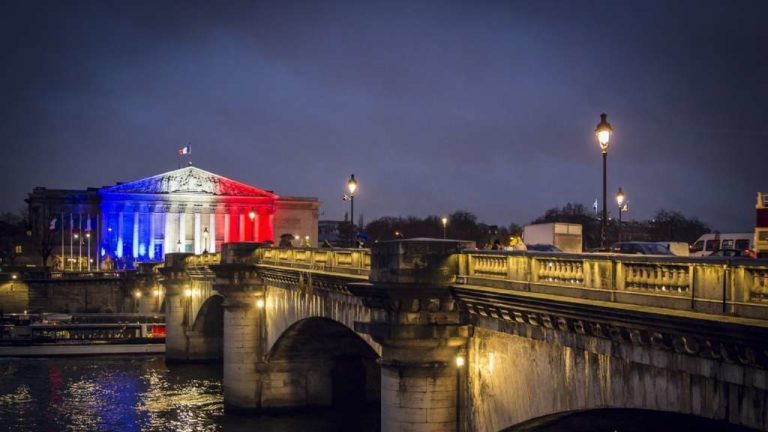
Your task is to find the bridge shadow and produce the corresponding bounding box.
[267,317,380,409]
[503,408,760,432]
[190,295,224,360]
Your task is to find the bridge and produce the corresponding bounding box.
[138,239,768,431]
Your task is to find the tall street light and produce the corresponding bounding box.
[347,174,358,247]
[86,232,91,271]
[441,217,448,239]
[616,187,626,243]
[595,113,613,248]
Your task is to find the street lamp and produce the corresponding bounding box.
[616,187,626,242]
[441,217,448,239]
[347,174,358,247]
[595,113,613,248]
[86,232,91,271]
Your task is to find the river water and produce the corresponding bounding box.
[0,356,379,432]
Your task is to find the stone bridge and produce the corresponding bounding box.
[145,239,768,431]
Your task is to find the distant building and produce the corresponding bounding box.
[318,220,344,246]
[26,166,318,269]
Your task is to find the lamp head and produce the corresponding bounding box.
[595,113,613,152]
[616,187,625,207]
[347,174,358,195]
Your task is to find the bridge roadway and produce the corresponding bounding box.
[136,239,768,431]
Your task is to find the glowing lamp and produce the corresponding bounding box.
[347,174,358,195]
[455,355,465,368]
[616,187,625,208]
[256,298,265,309]
[134,291,142,299]
[595,113,613,152]
[184,288,192,298]
[248,209,256,221]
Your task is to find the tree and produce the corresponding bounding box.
[0,212,27,266]
[28,206,57,267]
[649,210,709,243]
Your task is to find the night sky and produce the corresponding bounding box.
[1,0,767,231]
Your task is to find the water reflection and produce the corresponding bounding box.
[0,356,378,432]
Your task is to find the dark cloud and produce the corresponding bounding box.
[1,0,767,231]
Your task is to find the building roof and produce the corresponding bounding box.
[99,166,278,198]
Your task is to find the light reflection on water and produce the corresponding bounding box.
[0,356,378,432]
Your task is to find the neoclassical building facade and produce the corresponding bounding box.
[27,166,319,270]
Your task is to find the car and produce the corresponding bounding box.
[610,241,674,256]
[703,248,756,259]
[525,244,562,252]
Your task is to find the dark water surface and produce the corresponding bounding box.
[0,356,378,432]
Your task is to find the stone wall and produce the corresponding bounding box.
[468,323,768,431]
[25,280,132,313]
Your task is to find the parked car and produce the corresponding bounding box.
[703,248,756,259]
[525,244,562,252]
[610,242,674,256]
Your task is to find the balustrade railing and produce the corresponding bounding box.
[257,247,370,277]
[456,250,768,319]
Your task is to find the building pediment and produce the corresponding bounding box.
[99,166,278,198]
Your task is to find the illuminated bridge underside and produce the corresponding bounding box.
[157,242,768,432]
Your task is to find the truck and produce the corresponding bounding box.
[522,223,583,253]
[756,192,768,257]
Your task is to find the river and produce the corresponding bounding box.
[0,356,379,432]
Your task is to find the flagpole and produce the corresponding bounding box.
[69,213,73,271]
[78,213,82,272]
[61,211,64,271]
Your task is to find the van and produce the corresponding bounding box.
[689,233,753,257]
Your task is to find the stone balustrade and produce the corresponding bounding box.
[257,247,370,277]
[456,250,768,319]
[165,245,768,320]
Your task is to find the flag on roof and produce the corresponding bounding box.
[178,145,191,155]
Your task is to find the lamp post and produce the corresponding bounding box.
[86,232,91,271]
[74,233,81,272]
[347,174,358,247]
[441,217,448,239]
[595,113,613,248]
[616,187,626,243]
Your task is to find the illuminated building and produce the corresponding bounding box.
[26,166,318,269]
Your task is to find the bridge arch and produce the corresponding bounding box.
[501,408,758,432]
[260,317,380,409]
[187,294,224,360]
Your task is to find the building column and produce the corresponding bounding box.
[178,212,186,253]
[164,209,173,258]
[252,212,259,241]
[239,212,245,242]
[212,263,267,409]
[117,211,124,259]
[133,210,140,259]
[224,212,230,243]
[194,212,201,254]
[209,212,216,253]
[149,210,156,260]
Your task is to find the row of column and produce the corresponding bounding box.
[103,207,275,261]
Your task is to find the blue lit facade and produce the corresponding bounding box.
[27,166,320,271]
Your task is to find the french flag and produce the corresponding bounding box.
[178,145,191,155]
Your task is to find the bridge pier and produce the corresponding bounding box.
[356,239,473,432]
[159,254,193,361]
[213,263,267,409]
